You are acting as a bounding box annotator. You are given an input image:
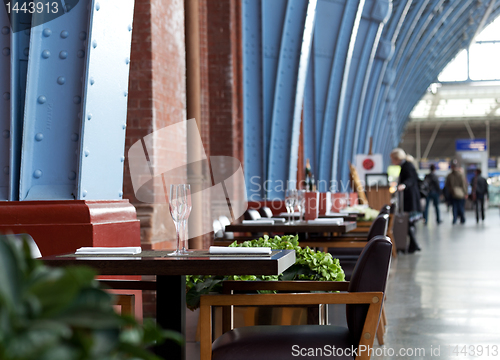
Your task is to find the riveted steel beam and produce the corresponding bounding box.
[77,0,135,200]
[0,9,11,200]
[267,0,316,198]
[242,0,264,201]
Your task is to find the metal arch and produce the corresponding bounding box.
[319,0,364,190]
[329,0,367,185]
[9,13,31,201]
[78,0,135,200]
[372,0,445,152]
[242,0,264,201]
[395,1,480,125]
[344,0,392,184]
[0,9,10,200]
[366,0,431,153]
[303,45,316,174]
[261,0,287,188]
[312,0,346,191]
[19,0,89,201]
[267,0,314,198]
[358,0,413,155]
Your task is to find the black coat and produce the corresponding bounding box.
[399,161,422,212]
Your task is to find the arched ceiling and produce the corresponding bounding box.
[241,0,500,199]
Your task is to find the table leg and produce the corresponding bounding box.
[155,275,186,360]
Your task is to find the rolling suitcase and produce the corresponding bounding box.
[393,190,409,252]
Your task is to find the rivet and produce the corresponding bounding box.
[122,124,126,129]
[57,76,66,85]
[120,156,125,162]
[84,149,90,157]
[3,92,10,100]
[90,77,95,85]
[68,171,76,180]
[125,57,130,64]
[124,91,128,97]
[2,48,10,56]
[38,96,47,104]
[364,333,371,340]
[87,113,92,120]
[59,51,68,59]
[71,133,79,142]
[42,28,52,37]
[96,2,100,10]
[61,30,69,38]
[128,24,132,31]
[73,96,81,104]
[42,50,51,59]
[23,47,29,56]
[3,166,8,175]
[92,40,97,49]
[1,27,9,35]
[372,296,380,304]
[33,170,42,179]
[79,31,86,40]
[82,190,87,197]
[2,130,9,139]
[77,50,85,58]
[119,192,123,197]
[35,133,44,141]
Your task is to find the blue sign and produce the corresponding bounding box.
[456,139,487,152]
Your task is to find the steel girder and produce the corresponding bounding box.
[1,0,135,201]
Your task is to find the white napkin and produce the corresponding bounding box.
[271,217,286,223]
[307,218,344,225]
[75,246,142,255]
[209,246,272,255]
[279,212,299,216]
[241,219,275,225]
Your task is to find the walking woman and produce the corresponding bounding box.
[390,148,422,253]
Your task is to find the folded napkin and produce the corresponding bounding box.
[209,246,272,255]
[279,212,299,217]
[241,219,275,225]
[75,246,142,255]
[307,218,344,225]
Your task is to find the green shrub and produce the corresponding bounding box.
[0,236,181,360]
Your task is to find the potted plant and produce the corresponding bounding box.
[186,234,345,315]
[0,236,181,360]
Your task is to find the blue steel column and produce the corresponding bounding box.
[328,0,365,186]
[267,0,316,198]
[318,0,364,191]
[19,1,89,200]
[77,0,135,200]
[261,0,287,189]
[0,10,10,200]
[9,13,31,201]
[242,0,264,201]
[303,49,315,174]
[337,0,391,184]
[312,0,345,191]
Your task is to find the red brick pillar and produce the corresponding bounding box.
[123,0,187,250]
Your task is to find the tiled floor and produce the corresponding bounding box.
[372,205,500,360]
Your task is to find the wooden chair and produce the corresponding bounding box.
[200,236,392,360]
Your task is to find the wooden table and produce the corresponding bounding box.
[225,220,357,234]
[41,249,296,360]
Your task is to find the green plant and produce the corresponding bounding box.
[0,236,182,360]
[186,235,345,310]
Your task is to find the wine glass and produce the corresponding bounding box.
[297,190,306,222]
[181,185,192,253]
[285,189,297,224]
[168,184,187,256]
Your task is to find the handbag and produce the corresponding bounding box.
[453,186,465,199]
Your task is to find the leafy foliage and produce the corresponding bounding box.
[186,235,345,310]
[0,236,181,360]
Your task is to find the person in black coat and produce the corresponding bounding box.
[390,148,422,253]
